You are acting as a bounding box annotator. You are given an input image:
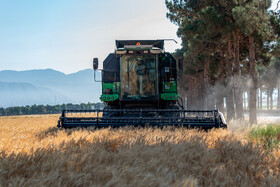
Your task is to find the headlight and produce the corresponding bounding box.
[150,47,162,54]
[115,50,127,55]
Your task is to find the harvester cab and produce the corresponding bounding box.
[98,40,178,109]
[58,40,227,129]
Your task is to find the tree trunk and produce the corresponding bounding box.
[243,92,246,110]
[216,52,226,113]
[216,93,225,112]
[233,32,244,120]
[225,40,235,121]
[207,88,215,109]
[247,91,249,110]
[277,80,280,110]
[260,88,263,110]
[267,89,270,110]
[187,74,205,110]
[270,88,273,110]
[257,89,260,110]
[199,80,206,110]
[204,56,212,109]
[249,36,257,124]
[186,75,197,110]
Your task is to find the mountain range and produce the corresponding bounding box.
[0,69,102,108]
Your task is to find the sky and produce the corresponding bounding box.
[0,0,279,74]
[0,0,181,74]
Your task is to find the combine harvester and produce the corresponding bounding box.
[58,40,227,129]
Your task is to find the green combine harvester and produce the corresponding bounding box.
[58,40,227,129]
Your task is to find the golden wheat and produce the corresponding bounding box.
[0,115,279,186]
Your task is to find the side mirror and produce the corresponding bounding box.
[93,58,99,70]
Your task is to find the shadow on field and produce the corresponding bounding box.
[36,127,98,140]
[36,127,61,140]
[1,133,279,186]
[36,126,218,140]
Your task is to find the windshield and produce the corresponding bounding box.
[121,54,157,98]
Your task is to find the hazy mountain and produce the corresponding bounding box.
[0,82,72,107]
[0,69,102,107]
[0,69,65,83]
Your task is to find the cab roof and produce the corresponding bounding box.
[116,40,164,50]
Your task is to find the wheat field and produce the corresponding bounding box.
[0,115,279,186]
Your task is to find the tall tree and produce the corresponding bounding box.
[166,0,277,123]
[232,1,273,123]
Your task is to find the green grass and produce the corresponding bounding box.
[248,124,280,149]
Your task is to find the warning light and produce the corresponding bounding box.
[136,42,141,46]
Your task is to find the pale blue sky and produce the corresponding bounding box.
[0,0,278,73]
[0,0,181,73]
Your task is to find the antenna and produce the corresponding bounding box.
[158,39,178,44]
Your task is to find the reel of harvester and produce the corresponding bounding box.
[57,109,227,129]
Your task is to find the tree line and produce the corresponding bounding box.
[0,103,104,116]
[166,0,280,123]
